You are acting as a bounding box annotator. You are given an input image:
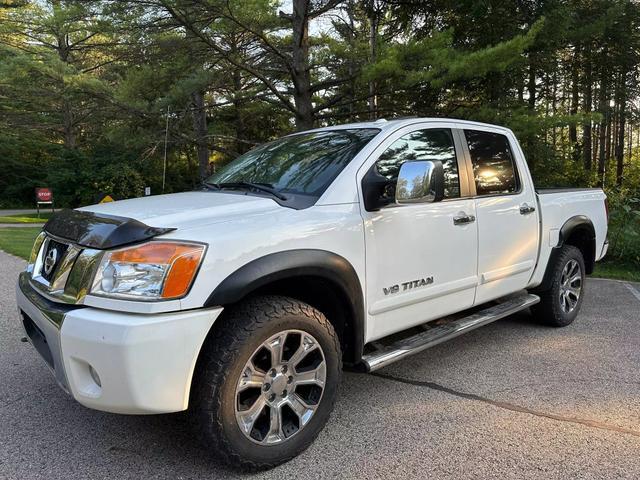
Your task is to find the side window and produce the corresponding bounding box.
[375,128,460,199]
[464,130,519,196]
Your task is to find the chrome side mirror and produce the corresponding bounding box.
[396,160,445,204]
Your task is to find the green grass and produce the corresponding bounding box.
[592,259,640,283]
[0,212,53,224]
[0,227,41,260]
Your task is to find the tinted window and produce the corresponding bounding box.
[208,128,379,196]
[464,130,519,195]
[375,129,460,199]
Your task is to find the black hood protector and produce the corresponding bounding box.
[44,209,175,250]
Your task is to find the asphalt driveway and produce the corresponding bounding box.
[1,249,639,479]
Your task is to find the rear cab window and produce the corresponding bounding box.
[464,130,520,196]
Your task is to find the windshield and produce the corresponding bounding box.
[207,128,380,197]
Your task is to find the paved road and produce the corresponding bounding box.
[0,224,44,228]
[1,249,639,479]
[0,209,41,216]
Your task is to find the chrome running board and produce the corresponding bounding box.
[362,293,540,372]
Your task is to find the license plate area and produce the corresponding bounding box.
[22,310,54,368]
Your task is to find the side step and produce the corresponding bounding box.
[361,293,540,372]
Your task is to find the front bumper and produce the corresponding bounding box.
[17,272,223,414]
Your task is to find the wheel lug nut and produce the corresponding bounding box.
[282,390,288,397]
[287,376,293,384]
[269,369,277,377]
[281,365,288,373]
[263,383,271,391]
[269,393,276,402]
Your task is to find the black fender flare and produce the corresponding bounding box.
[205,249,365,361]
[558,215,595,247]
[536,215,596,291]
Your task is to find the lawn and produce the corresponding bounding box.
[592,260,640,283]
[0,227,41,260]
[0,212,53,224]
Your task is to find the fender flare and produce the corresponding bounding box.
[558,215,595,246]
[536,215,596,291]
[205,249,365,361]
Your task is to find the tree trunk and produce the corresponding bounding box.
[232,67,246,154]
[291,0,314,131]
[345,1,357,122]
[62,98,76,148]
[191,91,209,181]
[597,67,609,185]
[551,70,558,150]
[569,46,580,161]
[605,110,612,164]
[56,32,75,148]
[527,59,536,110]
[582,56,593,171]
[615,73,627,186]
[367,1,378,120]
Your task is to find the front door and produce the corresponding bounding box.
[360,125,479,342]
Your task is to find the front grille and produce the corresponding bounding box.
[40,239,69,282]
[30,234,91,304]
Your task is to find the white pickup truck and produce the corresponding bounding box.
[17,118,608,469]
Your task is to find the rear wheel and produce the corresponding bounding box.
[531,245,585,327]
[191,296,342,470]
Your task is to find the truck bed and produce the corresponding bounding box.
[528,187,608,289]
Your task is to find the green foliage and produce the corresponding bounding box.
[606,190,640,268]
[367,19,544,89]
[0,0,639,282]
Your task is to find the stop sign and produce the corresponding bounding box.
[35,188,53,202]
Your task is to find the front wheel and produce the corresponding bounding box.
[191,296,342,470]
[531,245,586,327]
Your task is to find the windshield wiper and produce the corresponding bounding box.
[201,181,221,191]
[218,182,288,201]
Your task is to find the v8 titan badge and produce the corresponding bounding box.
[384,276,434,296]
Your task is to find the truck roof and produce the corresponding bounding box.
[301,117,513,135]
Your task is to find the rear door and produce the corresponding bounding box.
[359,123,479,341]
[459,128,539,304]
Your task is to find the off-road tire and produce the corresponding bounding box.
[531,245,586,327]
[191,295,342,470]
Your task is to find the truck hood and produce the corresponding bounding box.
[78,191,281,229]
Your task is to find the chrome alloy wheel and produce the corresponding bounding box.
[234,330,327,445]
[559,259,582,314]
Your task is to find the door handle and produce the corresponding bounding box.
[453,213,476,225]
[519,203,536,215]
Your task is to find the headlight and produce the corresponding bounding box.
[90,241,206,301]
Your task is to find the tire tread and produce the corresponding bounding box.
[531,245,585,327]
[191,295,341,470]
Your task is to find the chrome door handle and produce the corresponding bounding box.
[453,213,476,225]
[519,203,536,215]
